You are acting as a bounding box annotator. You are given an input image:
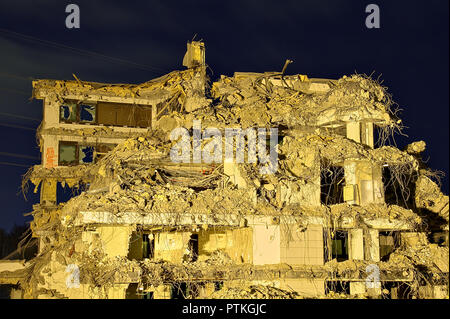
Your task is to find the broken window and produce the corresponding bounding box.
[79,146,94,164]
[379,231,400,261]
[321,165,345,205]
[325,280,350,295]
[331,230,349,262]
[58,142,117,166]
[60,101,96,124]
[60,102,77,122]
[59,142,78,165]
[79,104,96,123]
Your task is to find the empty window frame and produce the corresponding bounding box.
[379,231,400,261]
[142,234,155,259]
[373,124,388,148]
[331,230,349,262]
[125,283,139,299]
[382,282,413,299]
[96,102,152,128]
[171,282,200,299]
[325,280,350,295]
[56,181,88,205]
[128,232,155,261]
[183,234,199,262]
[382,165,416,209]
[321,165,345,205]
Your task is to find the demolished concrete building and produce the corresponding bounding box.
[0,41,448,299]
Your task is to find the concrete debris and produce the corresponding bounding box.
[210,285,300,299]
[405,141,426,155]
[1,41,447,299]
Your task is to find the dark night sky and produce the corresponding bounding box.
[0,0,448,232]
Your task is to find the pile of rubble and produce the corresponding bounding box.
[210,285,301,299]
[13,70,448,299]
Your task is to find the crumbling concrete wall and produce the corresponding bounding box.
[8,41,447,300]
[155,232,192,263]
[280,224,324,266]
[280,278,325,297]
[198,228,252,264]
[252,224,281,265]
[96,225,134,258]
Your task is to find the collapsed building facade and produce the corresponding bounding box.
[0,41,448,299]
